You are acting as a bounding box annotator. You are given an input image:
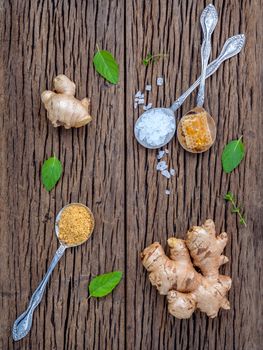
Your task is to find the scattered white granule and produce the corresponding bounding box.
[170,169,175,176]
[157,150,165,159]
[134,102,138,109]
[157,77,164,86]
[165,149,169,154]
[137,98,145,105]
[156,160,168,171]
[145,85,152,91]
[143,103,153,111]
[135,90,142,98]
[165,189,171,195]
[161,169,171,179]
[134,109,175,147]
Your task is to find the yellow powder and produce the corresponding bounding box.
[58,204,94,246]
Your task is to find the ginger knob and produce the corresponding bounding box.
[41,74,92,129]
[141,219,232,319]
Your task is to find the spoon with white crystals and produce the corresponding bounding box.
[134,33,245,149]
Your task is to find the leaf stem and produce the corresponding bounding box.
[233,135,243,151]
[142,52,168,66]
[224,192,247,226]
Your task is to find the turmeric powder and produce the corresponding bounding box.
[58,204,94,246]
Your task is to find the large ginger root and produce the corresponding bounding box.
[141,219,231,319]
[41,75,92,129]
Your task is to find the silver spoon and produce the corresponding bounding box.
[134,33,245,149]
[177,4,218,153]
[196,4,218,107]
[12,203,95,341]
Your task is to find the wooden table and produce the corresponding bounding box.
[0,1,262,349]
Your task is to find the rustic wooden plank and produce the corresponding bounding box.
[1,0,263,349]
[125,0,262,349]
[0,0,125,349]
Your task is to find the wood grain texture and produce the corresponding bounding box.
[0,0,262,349]
[0,0,125,349]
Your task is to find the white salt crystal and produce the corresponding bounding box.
[170,168,175,176]
[135,90,142,98]
[134,102,138,109]
[143,103,153,111]
[165,189,171,195]
[157,77,164,86]
[134,109,175,147]
[161,169,171,179]
[137,98,145,105]
[156,160,168,171]
[165,149,169,154]
[157,150,165,159]
[145,85,152,91]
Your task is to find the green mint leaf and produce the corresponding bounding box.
[93,48,119,84]
[142,59,148,66]
[222,137,245,173]
[88,271,122,298]
[224,192,233,201]
[41,156,62,192]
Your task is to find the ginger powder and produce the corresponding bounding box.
[58,204,94,246]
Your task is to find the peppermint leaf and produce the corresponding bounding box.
[93,48,119,84]
[88,271,122,298]
[222,137,245,173]
[224,192,233,201]
[41,156,62,191]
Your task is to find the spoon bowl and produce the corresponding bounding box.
[134,107,176,149]
[55,203,95,247]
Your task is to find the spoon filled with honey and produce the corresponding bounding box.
[177,4,218,153]
[12,203,95,341]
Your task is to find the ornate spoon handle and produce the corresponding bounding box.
[12,244,67,341]
[196,4,218,107]
[170,34,245,112]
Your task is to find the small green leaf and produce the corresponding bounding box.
[224,192,233,201]
[93,48,119,84]
[222,137,245,173]
[41,156,62,191]
[88,271,122,298]
[142,59,148,66]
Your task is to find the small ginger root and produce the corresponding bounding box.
[41,74,92,129]
[141,219,231,319]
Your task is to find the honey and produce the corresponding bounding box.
[179,107,214,152]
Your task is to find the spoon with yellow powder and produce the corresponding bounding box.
[12,203,95,341]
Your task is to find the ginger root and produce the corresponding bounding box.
[141,219,231,319]
[41,75,92,129]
